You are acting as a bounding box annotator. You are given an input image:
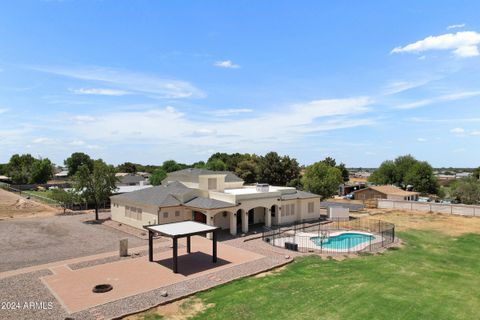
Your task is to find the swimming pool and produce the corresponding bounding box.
[310,232,374,250]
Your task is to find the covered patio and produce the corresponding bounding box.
[144,221,220,273]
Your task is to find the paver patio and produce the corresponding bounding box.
[41,236,264,314]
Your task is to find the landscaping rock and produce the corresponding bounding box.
[160,290,168,297]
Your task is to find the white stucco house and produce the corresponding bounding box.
[110,168,321,236]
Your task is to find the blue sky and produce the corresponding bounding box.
[1,1,480,167]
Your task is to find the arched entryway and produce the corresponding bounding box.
[212,210,237,236]
[270,204,279,225]
[238,206,270,233]
[192,210,206,224]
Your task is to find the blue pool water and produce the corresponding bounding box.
[310,233,374,249]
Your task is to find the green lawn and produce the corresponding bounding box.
[175,230,480,320]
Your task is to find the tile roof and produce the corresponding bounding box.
[281,190,320,200]
[356,185,419,196]
[111,182,191,207]
[166,168,243,183]
[118,174,145,184]
[184,197,236,209]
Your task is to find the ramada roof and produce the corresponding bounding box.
[356,185,419,196]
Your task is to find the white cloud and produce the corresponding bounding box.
[209,108,253,117]
[450,127,465,134]
[60,97,373,153]
[391,31,480,58]
[69,140,86,146]
[383,79,432,95]
[470,130,480,136]
[32,65,205,99]
[447,23,466,30]
[214,60,240,69]
[0,108,9,114]
[417,138,427,142]
[32,137,55,144]
[72,115,97,124]
[70,88,131,96]
[395,90,480,109]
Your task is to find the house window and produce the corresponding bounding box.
[290,204,295,215]
[308,202,314,213]
[125,206,142,220]
[208,178,217,190]
[163,212,169,219]
[175,211,180,217]
[285,205,290,216]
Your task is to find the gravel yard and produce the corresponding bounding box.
[0,212,146,272]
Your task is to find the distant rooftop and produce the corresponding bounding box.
[166,168,243,183]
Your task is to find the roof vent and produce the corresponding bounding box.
[256,183,269,192]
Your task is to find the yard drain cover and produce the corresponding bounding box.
[92,284,113,293]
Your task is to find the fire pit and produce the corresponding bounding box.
[92,284,113,293]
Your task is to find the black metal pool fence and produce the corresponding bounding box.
[262,218,395,254]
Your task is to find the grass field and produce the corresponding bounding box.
[133,213,480,320]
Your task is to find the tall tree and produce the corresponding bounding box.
[0,163,7,175]
[393,154,417,187]
[30,158,54,184]
[162,160,188,173]
[7,154,36,184]
[257,152,300,186]
[64,152,94,176]
[369,160,396,185]
[206,158,227,171]
[235,158,258,184]
[207,152,249,172]
[257,152,285,185]
[302,162,343,199]
[149,168,167,186]
[369,155,439,195]
[73,159,118,221]
[404,161,438,195]
[451,177,480,204]
[322,157,337,167]
[336,163,349,182]
[473,167,480,179]
[117,162,137,173]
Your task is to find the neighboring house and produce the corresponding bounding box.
[54,170,69,181]
[353,185,419,201]
[116,174,148,186]
[455,172,472,179]
[0,175,11,183]
[338,182,366,196]
[354,171,371,179]
[110,168,321,235]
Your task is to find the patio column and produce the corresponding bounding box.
[242,210,248,233]
[172,237,178,273]
[212,230,217,263]
[206,212,213,239]
[186,236,191,253]
[148,230,154,262]
[265,208,272,228]
[229,212,237,235]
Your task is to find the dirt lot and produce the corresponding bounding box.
[0,188,61,219]
[0,212,146,272]
[365,208,480,236]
